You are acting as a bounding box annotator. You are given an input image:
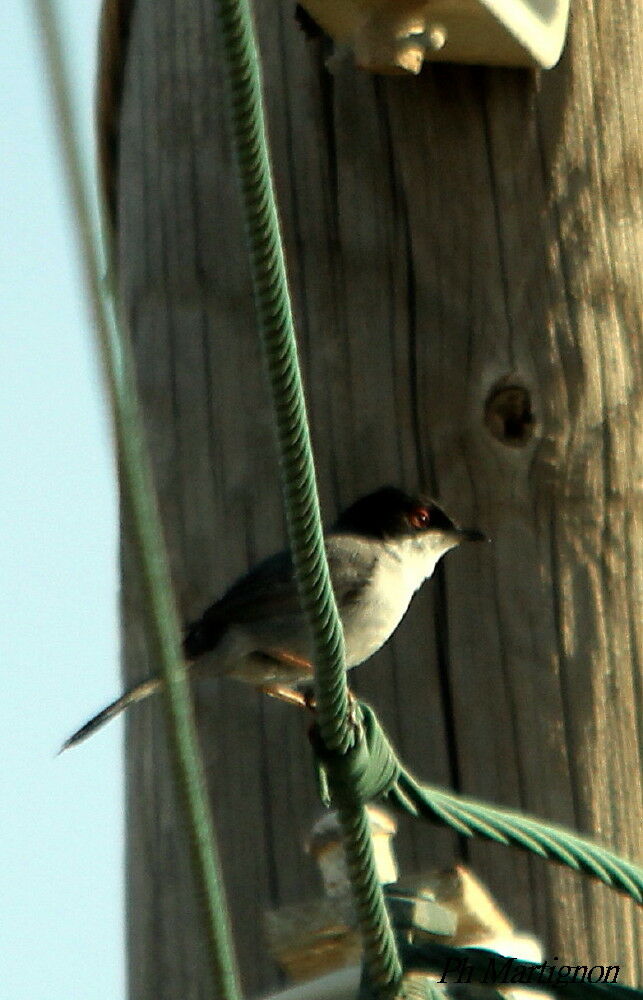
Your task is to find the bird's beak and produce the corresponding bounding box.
[457,527,489,543]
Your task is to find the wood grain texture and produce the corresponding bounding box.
[112,0,643,995]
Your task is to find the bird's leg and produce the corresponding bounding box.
[258,647,360,723]
[261,684,309,708]
[266,648,314,674]
[258,648,315,709]
[255,649,313,708]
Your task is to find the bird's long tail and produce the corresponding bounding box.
[60,676,163,753]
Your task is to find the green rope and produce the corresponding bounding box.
[391,775,643,901]
[212,0,402,992]
[313,702,643,904]
[32,4,242,998]
[213,0,348,756]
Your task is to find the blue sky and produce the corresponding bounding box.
[0,2,125,997]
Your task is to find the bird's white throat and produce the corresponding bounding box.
[338,531,459,667]
[382,533,458,593]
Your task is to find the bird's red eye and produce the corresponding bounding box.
[408,507,431,530]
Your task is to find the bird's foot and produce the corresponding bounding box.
[303,686,360,731]
[261,683,359,727]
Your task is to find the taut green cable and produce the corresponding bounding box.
[314,702,643,905]
[212,0,402,992]
[32,4,242,998]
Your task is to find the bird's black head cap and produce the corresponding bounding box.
[333,486,458,540]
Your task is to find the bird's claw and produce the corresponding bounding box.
[346,688,361,734]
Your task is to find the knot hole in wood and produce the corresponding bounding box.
[484,381,535,447]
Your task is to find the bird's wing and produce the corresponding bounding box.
[183,550,296,658]
[183,537,375,659]
[209,550,299,623]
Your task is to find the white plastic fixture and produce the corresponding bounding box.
[430,0,571,68]
[301,0,571,73]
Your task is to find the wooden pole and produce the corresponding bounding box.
[109,0,642,995]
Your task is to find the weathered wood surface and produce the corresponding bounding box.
[113,0,643,996]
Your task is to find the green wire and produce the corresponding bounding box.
[212,0,402,992]
[32,3,242,998]
[315,701,643,906]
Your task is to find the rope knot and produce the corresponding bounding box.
[311,701,402,806]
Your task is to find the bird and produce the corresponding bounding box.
[61,486,485,751]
